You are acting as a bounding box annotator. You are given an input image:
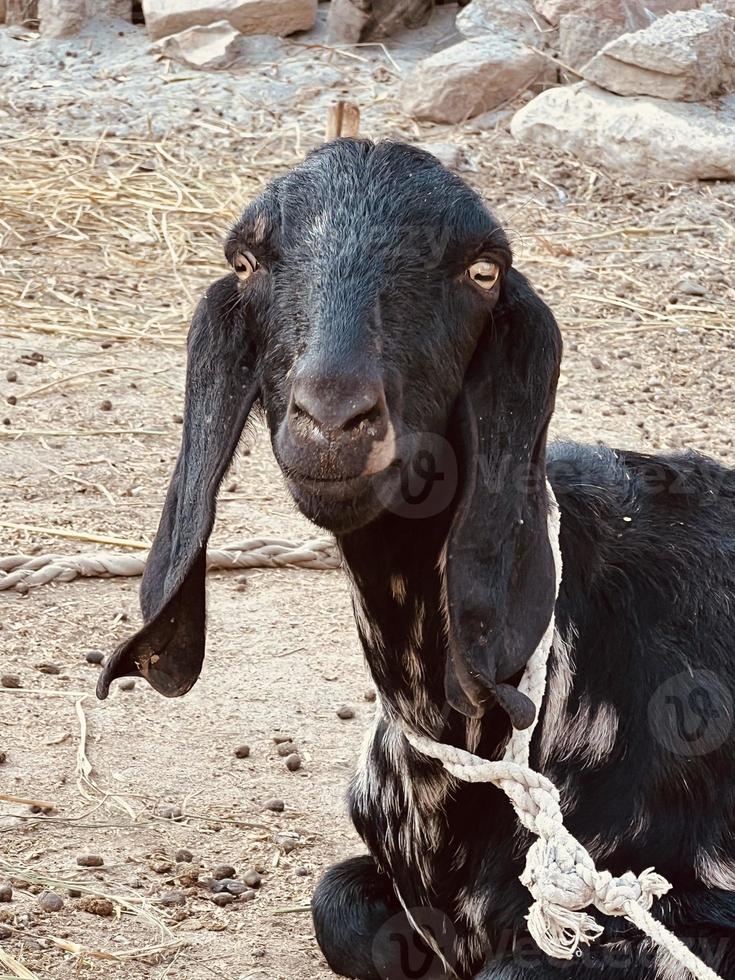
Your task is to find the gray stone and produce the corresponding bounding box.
[402,35,553,123]
[142,0,318,42]
[583,8,735,101]
[511,82,735,181]
[457,0,547,44]
[558,13,621,73]
[156,21,243,69]
[5,0,38,26]
[533,0,697,28]
[327,0,433,43]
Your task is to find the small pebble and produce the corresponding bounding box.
[225,880,249,896]
[234,744,251,759]
[0,674,21,689]
[172,414,183,424]
[5,370,17,383]
[175,848,194,863]
[252,947,266,958]
[159,890,186,907]
[272,735,293,745]
[336,705,355,720]
[118,678,135,691]
[209,879,229,894]
[213,892,235,908]
[67,889,82,898]
[85,650,105,665]
[276,742,296,757]
[38,891,64,912]
[294,868,309,877]
[0,882,12,902]
[0,925,11,939]
[31,351,44,362]
[100,341,113,349]
[285,753,301,772]
[36,662,61,675]
[590,355,608,371]
[241,888,257,901]
[80,896,114,917]
[6,395,16,405]
[264,799,285,813]
[158,804,182,820]
[243,871,262,889]
[212,864,236,881]
[364,689,377,702]
[151,860,173,874]
[0,751,6,765]
[99,399,113,411]
[76,854,104,868]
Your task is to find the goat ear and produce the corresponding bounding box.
[97,276,259,701]
[444,268,561,729]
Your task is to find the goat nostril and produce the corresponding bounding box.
[290,378,386,437]
[342,402,383,432]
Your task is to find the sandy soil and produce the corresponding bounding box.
[1,7,734,980]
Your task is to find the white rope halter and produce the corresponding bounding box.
[403,486,723,980]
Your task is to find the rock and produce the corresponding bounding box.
[402,36,553,124]
[155,21,242,70]
[38,891,64,912]
[364,688,377,702]
[676,277,707,296]
[142,0,317,42]
[284,753,301,772]
[511,83,735,181]
[158,804,182,819]
[38,0,84,36]
[558,13,621,73]
[243,870,262,888]
[36,662,61,674]
[118,678,135,691]
[5,371,17,383]
[159,890,186,906]
[276,741,296,757]
[272,735,293,745]
[0,674,21,689]
[212,864,237,880]
[86,0,131,16]
[76,853,104,868]
[336,705,355,719]
[457,0,547,44]
[234,743,251,758]
[264,798,285,812]
[175,848,194,863]
[213,891,235,907]
[0,883,12,902]
[5,0,38,26]
[583,8,735,101]
[225,879,249,895]
[533,0,696,28]
[0,751,6,764]
[79,896,114,916]
[85,650,105,665]
[327,0,433,43]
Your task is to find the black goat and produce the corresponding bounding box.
[98,140,735,979]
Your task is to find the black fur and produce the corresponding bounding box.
[99,140,735,979]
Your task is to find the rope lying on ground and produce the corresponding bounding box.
[0,538,340,593]
[403,486,723,980]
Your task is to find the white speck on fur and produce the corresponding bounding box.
[696,847,735,890]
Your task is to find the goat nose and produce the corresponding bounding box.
[290,374,386,436]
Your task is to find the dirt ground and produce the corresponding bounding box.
[1,8,735,980]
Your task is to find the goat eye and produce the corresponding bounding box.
[468,260,500,290]
[233,250,258,281]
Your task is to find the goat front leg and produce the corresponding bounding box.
[312,855,452,980]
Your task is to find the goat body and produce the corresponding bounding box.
[97,140,735,979]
